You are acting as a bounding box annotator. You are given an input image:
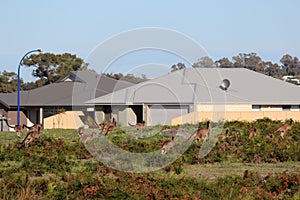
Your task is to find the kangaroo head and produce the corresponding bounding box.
[206,121,210,129]
[225,129,230,135]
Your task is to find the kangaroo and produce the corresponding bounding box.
[78,126,99,143]
[248,128,257,139]
[99,118,117,135]
[23,123,43,132]
[273,118,294,138]
[218,129,230,140]
[77,126,85,135]
[161,136,175,154]
[128,121,145,130]
[188,121,211,142]
[3,118,22,138]
[265,133,274,140]
[20,126,41,148]
[80,132,98,144]
[160,128,178,137]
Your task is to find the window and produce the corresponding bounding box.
[282,105,291,111]
[252,105,260,111]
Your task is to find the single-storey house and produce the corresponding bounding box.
[85,68,300,126]
[0,70,134,130]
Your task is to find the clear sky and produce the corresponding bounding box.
[0,0,299,81]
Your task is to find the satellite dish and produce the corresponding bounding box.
[220,79,230,91]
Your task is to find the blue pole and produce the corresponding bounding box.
[17,49,42,125]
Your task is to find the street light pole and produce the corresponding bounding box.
[17,49,42,126]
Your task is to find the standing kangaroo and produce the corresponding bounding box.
[161,136,175,154]
[188,121,211,142]
[273,118,294,138]
[3,118,22,138]
[99,117,117,135]
[20,126,41,148]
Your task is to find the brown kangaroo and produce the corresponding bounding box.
[273,118,294,138]
[99,118,117,135]
[161,136,175,154]
[160,128,178,137]
[218,129,230,140]
[248,128,257,139]
[77,126,99,143]
[188,121,211,142]
[80,132,98,144]
[20,126,41,148]
[23,124,43,132]
[128,121,145,130]
[3,118,22,138]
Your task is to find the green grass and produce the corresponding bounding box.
[0,118,299,199]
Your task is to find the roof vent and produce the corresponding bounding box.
[220,79,230,91]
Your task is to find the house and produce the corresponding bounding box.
[0,70,134,130]
[86,68,300,126]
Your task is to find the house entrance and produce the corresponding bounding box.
[129,105,143,123]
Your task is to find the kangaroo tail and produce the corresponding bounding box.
[23,124,32,130]
[4,119,14,129]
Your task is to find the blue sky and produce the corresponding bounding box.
[1,0,299,81]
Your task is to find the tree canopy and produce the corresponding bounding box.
[22,52,88,84]
[171,53,300,85]
[0,70,22,93]
[1,52,299,93]
[104,73,148,84]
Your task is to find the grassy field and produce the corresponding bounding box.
[0,119,299,199]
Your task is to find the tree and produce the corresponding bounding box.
[192,56,216,68]
[232,53,265,73]
[104,73,148,84]
[171,62,186,72]
[280,54,300,76]
[215,57,233,68]
[22,52,87,84]
[263,61,282,79]
[0,70,22,93]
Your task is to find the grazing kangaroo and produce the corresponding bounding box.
[161,136,175,154]
[128,121,145,130]
[99,118,117,135]
[80,132,98,144]
[77,126,99,143]
[23,123,43,132]
[160,128,178,137]
[3,118,22,138]
[218,129,230,140]
[188,121,211,142]
[248,128,257,139]
[273,118,294,138]
[20,126,41,147]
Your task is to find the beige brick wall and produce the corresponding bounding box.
[196,104,252,112]
[172,110,300,125]
[44,111,85,129]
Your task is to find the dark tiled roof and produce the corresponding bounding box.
[0,71,134,108]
